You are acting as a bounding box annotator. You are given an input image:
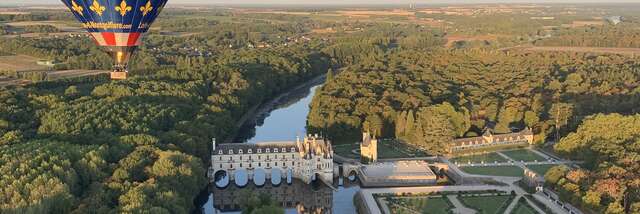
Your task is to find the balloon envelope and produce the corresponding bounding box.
[60,0,168,76]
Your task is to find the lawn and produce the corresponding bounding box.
[388,196,453,214]
[332,139,430,160]
[501,149,546,162]
[332,143,360,159]
[450,152,507,164]
[526,164,558,176]
[459,195,514,214]
[510,198,540,214]
[460,166,524,177]
[377,139,429,159]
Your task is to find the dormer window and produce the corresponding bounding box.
[274,148,279,153]
[218,150,223,155]
[248,149,252,154]
[257,149,262,153]
[228,149,233,154]
[282,148,287,152]
[266,148,270,153]
[238,149,243,154]
[291,147,296,152]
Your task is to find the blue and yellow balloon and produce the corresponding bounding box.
[61,0,168,79]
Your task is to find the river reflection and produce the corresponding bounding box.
[234,84,322,143]
[201,179,360,214]
[198,77,363,214]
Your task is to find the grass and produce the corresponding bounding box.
[525,164,558,176]
[460,166,524,177]
[510,198,540,214]
[458,195,514,214]
[388,196,453,214]
[501,149,546,162]
[332,139,430,160]
[451,152,507,164]
[332,143,360,159]
[377,139,429,159]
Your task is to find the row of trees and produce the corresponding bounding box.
[546,114,640,214]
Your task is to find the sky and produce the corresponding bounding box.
[5,0,640,6]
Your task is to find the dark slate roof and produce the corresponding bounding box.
[214,141,297,155]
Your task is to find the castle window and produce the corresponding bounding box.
[219,157,222,161]
[259,163,261,167]
[267,163,270,167]
[230,164,233,168]
[229,156,233,161]
[292,161,294,166]
[257,149,262,153]
[228,149,233,154]
[218,150,223,155]
[240,163,242,167]
[274,148,279,153]
[219,164,222,168]
[248,149,252,154]
[266,148,270,153]
[291,147,296,152]
[291,154,294,158]
[240,156,242,160]
[282,148,287,152]
[275,162,278,166]
[238,149,243,154]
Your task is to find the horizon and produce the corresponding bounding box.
[2,0,640,7]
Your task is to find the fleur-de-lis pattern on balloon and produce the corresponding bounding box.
[140,0,153,16]
[115,0,132,17]
[71,0,84,15]
[89,0,105,16]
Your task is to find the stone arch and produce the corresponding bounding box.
[234,169,249,187]
[213,170,229,189]
[271,168,283,186]
[253,168,266,187]
[348,170,358,182]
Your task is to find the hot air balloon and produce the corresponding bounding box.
[60,0,168,80]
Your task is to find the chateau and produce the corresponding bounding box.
[450,128,534,153]
[210,134,334,185]
[360,132,378,163]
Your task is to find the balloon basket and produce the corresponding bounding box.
[110,72,127,80]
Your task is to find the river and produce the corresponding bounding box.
[197,76,360,214]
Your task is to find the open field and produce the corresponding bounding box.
[4,21,82,32]
[388,196,453,214]
[458,195,513,214]
[515,46,640,55]
[47,70,109,80]
[451,152,507,164]
[460,166,523,177]
[526,164,558,176]
[0,55,48,72]
[502,149,546,162]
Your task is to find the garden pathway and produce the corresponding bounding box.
[446,195,476,214]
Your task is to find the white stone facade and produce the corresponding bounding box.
[210,135,334,184]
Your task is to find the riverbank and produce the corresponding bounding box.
[223,72,327,143]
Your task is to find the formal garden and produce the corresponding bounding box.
[450,152,507,164]
[386,196,454,214]
[458,194,515,214]
[332,139,429,160]
[378,190,511,214]
[501,149,546,162]
[510,197,540,214]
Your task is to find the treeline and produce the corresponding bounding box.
[545,114,640,214]
[0,42,329,213]
[534,24,640,48]
[308,49,640,154]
